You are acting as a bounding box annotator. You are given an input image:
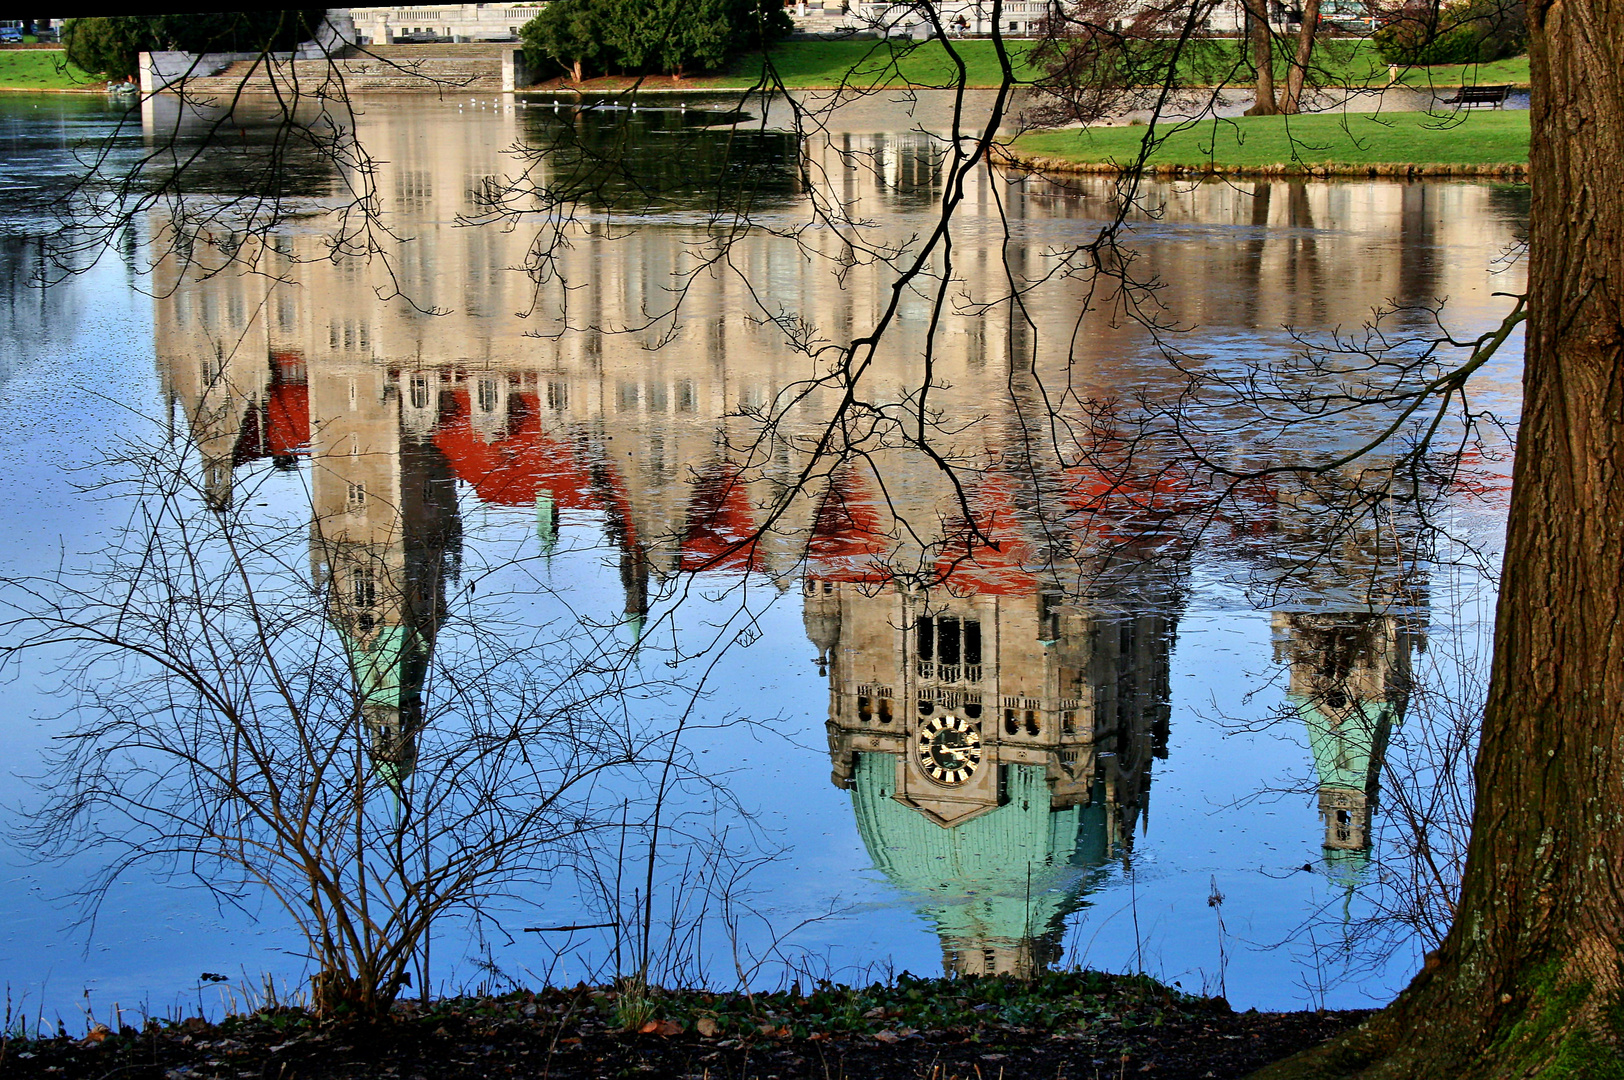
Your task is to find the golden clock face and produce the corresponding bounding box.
[917,715,982,785]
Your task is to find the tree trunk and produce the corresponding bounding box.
[1251,0,1624,1074]
[1244,0,1280,115]
[571,58,583,83]
[1279,0,1320,114]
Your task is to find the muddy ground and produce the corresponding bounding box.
[0,972,1367,1080]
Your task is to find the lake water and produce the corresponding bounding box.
[0,89,1524,1024]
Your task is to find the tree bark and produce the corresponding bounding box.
[1252,0,1624,1073]
[1279,0,1320,114]
[1244,0,1280,115]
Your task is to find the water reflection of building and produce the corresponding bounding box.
[160,347,462,788]
[306,348,463,790]
[146,99,1523,564]
[143,98,1523,436]
[144,100,1515,942]
[804,469,1181,976]
[1274,612,1413,865]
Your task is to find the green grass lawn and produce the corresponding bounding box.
[714,37,1528,91]
[0,48,99,90]
[718,38,1042,89]
[1010,109,1529,171]
[1192,37,1528,88]
[1383,55,1529,88]
[1293,40,1530,87]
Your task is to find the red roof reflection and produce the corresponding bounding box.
[432,389,596,509]
[680,462,764,574]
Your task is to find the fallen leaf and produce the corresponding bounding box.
[695,1017,720,1037]
[873,1030,900,1044]
[639,1019,684,1037]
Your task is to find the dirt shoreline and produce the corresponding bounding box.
[0,974,1372,1080]
[0,1006,1370,1080]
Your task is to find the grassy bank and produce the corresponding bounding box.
[0,48,99,90]
[1008,109,1530,177]
[0,971,1369,1080]
[525,38,1047,91]
[700,37,1529,91]
[738,37,1042,88]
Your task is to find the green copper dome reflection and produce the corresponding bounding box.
[1293,691,1395,870]
[341,624,428,796]
[851,753,1110,973]
[343,625,419,709]
[536,492,558,556]
[1294,692,1390,796]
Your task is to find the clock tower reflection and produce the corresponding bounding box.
[804,471,1183,978]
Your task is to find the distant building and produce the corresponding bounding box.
[844,1,1086,37]
[805,0,1374,39]
[344,4,547,44]
[339,0,1366,49]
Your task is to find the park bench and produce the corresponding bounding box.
[1441,84,1512,109]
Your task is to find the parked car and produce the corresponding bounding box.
[0,27,24,44]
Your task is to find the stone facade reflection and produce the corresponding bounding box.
[149,99,1507,972]
[307,346,462,790]
[801,456,1185,977]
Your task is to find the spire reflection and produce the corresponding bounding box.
[1275,612,1415,869]
[307,354,461,792]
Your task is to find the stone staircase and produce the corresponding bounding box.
[358,43,513,60]
[790,9,865,36]
[181,45,507,96]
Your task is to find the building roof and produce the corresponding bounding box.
[679,460,765,574]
